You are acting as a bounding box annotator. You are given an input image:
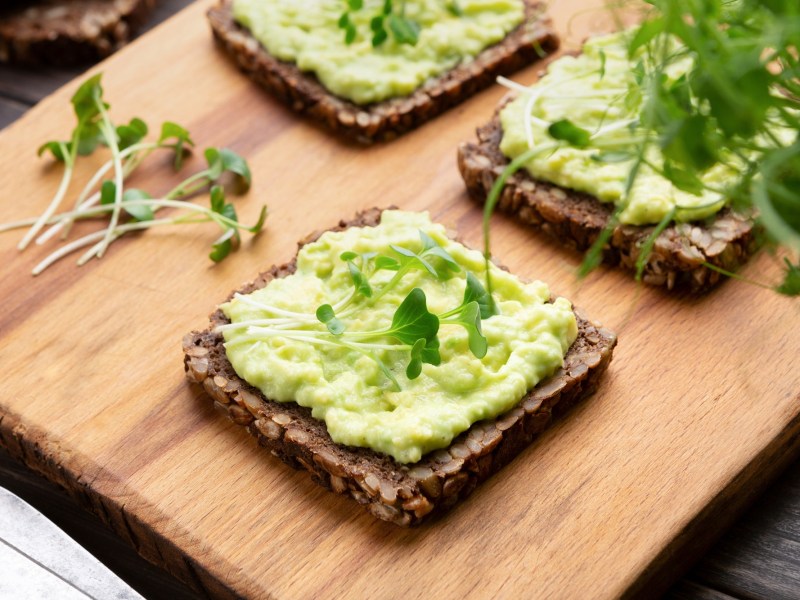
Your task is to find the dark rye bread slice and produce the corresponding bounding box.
[206,0,558,144]
[457,111,759,292]
[0,0,157,66]
[182,207,616,526]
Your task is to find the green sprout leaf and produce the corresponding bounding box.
[209,228,237,263]
[121,188,154,222]
[463,272,498,319]
[208,185,241,262]
[406,338,425,379]
[388,288,439,346]
[115,117,148,151]
[388,14,420,45]
[628,17,664,57]
[370,15,388,46]
[159,121,194,170]
[421,336,441,366]
[37,141,69,162]
[418,230,460,273]
[210,185,238,222]
[662,162,705,195]
[598,48,607,80]
[548,119,591,148]
[70,74,104,125]
[99,180,116,206]
[248,205,268,234]
[204,147,252,192]
[776,258,800,296]
[209,184,225,214]
[660,115,719,172]
[446,1,463,17]
[345,21,357,44]
[347,260,373,297]
[316,303,346,334]
[159,121,193,145]
[391,244,438,277]
[456,301,488,359]
[74,122,104,157]
[375,255,400,270]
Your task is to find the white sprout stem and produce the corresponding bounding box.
[221,287,360,333]
[496,76,532,94]
[0,215,49,233]
[71,142,154,212]
[49,142,157,243]
[225,331,406,353]
[74,214,199,265]
[95,113,125,258]
[224,325,394,343]
[232,293,320,320]
[32,217,178,276]
[10,198,236,232]
[69,198,246,265]
[215,318,312,332]
[164,169,211,199]
[17,142,73,250]
[524,90,542,149]
[77,234,118,266]
[544,90,630,99]
[523,76,584,149]
[3,198,179,233]
[591,118,640,139]
[332,287,358,311]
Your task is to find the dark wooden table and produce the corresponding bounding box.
[1,2,798,599]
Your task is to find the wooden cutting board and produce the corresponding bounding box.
[1,1,798,598]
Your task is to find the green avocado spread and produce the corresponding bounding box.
[221,211,577,463]
[499,32,733,226]
[232,0,524,105]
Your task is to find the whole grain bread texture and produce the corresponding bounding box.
[0,0,157,66]
[183,208,617,526]
[207,0,559,144]
[457,111,758,292]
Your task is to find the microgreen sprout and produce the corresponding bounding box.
[485,2,800,296]
[18,75,105,251]
[27,184,266,275]
[1,73,265,275]
[220,232,498,389]
[338,0,426,47]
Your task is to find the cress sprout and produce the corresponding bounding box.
[218,230,499,390]
[0,74,266,275]
[484,0,800,296]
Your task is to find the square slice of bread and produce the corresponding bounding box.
[458,111,759,292]
[183,208,617,526]
[207,0,559,144]
[0,0,157,66]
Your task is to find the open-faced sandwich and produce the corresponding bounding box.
[183,208,615,525]
[207,0,559,143]
[458,31,782,292]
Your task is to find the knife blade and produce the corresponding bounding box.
[0,486,143,600]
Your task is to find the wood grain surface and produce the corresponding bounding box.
[1,1,799,598]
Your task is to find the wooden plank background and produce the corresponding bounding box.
[1,1,799,598]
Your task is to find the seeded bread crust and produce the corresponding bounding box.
[182,208,616,526]
[0,0,157,66]
[206,0,558,144]
[457,111,758,292]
